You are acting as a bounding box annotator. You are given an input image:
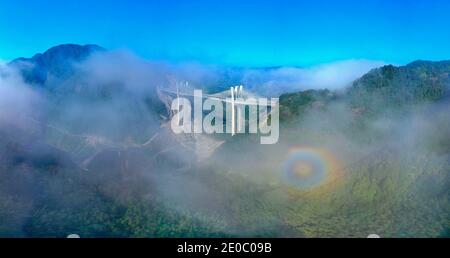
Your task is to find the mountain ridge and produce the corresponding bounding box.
[9,44,104,85]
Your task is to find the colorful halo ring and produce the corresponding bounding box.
[281,146,344,191]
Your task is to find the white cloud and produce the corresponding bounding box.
[0,64,43,129]
[242,59,386,96]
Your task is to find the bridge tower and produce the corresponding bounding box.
[230,85,244,136]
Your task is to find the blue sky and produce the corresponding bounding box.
[1,0,450,66]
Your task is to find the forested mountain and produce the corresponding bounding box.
[0,45,448,237]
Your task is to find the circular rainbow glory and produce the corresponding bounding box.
[281,147,342,190]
